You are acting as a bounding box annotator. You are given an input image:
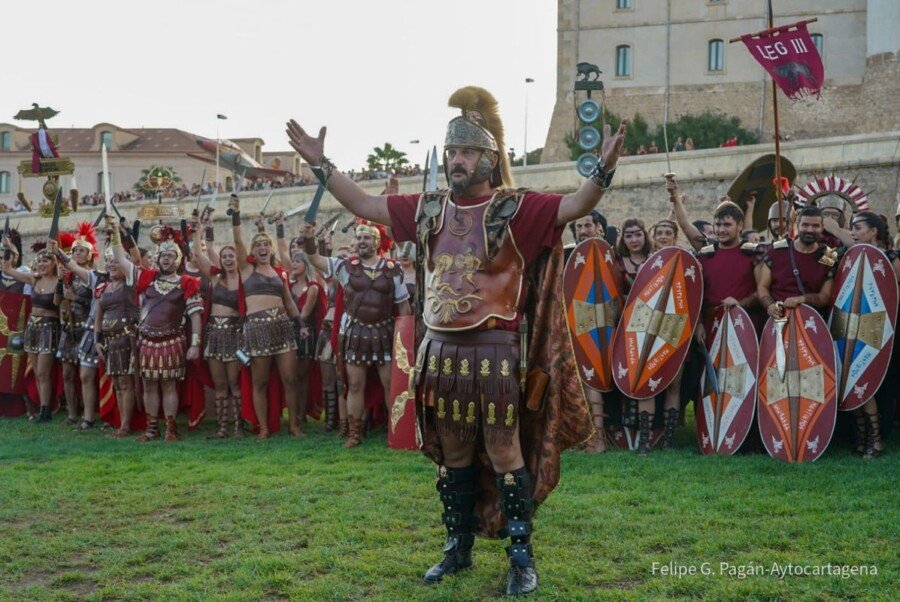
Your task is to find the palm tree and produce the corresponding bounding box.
[366,143,409,172]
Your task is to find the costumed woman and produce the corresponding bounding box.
[2,240,60,423]
[190,211,244,438]
[53,223,102,429]
[94,229,142,437]
[230,195,304,438]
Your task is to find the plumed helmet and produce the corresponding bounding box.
[444,86,513,189]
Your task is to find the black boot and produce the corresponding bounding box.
[498,468,538,596]
[35,405,52,424]
[423,465,478,584]
[656,408,679,450]
[636,411,653,455]
[324,391,338,431]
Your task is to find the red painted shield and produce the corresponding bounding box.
[612,247,703,399]
[564,238,625,392]
[388,314,418,451]
[758,305,837,462]
[0,291,31,394]
[696,306,758,455]
[829,244,898,411]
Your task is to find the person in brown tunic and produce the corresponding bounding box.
[108,217,204,441]
[52,223,102,429]
[286,85,624,596]
[2,241,60,423]
[94,244,141,437]
[302,220,411,447]
[190,213,244,439]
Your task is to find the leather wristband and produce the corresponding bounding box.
[121,232,136,251]
[232,210,241,227]
[588,162,616,190]
[55,249,71,265]
[56,280,64,295]
[190,333,201,347]
[303,237,317,255]
[204,227,215,242]
[276,224,285,239]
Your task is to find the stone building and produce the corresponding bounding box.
[0,122,301,210]
[542,0,900,163]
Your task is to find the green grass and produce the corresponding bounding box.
[0,416,896,601]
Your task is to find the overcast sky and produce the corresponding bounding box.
[3,0,558,170]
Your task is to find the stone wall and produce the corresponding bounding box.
[16,132,900,253]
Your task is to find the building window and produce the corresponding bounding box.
[616,0,631,9]
[0,132,10,150]
[101,131,112,150]
[0,172,10,194]
[616,45,632,77]
[708,39,725,72]
[811,34,824,55]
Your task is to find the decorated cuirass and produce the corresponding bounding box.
[100,282,140,331]
[423,193,524,331]
[343,258,400,325]
[140,278,186,336]
[68,276,94,323]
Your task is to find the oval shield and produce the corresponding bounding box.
[612,247,703,399]
[696,306,759,456]
[564,238,625,392]
[757,305,837,462]
[388,314,418,451]
[829,244,899,411]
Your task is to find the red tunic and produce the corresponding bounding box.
[764,241,834,302]
[387,191,565,331]
[697,245,762,332]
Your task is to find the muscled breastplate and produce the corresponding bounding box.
[140,278,186,336]
[100,283,140,331]
[68,277,94,322]
[343,259,398,325]
[423,194,524,331]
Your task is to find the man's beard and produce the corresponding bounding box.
[358,247,375,259]
[799,232,818,244]
[158,264,177,275]
[577,233,590,242]
[449,168,470,194]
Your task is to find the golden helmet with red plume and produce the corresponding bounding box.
[445,86,513,189]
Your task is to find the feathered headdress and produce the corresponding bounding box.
[150,224,186,266]
[31,240,51,258]
[446,86,513,189]
[355,218,393,256]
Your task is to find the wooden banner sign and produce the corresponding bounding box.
[612,247,703,399]
[696,306,759,456]
[563,238,626,392]
[829,244,898,411]
[758,305,837,463]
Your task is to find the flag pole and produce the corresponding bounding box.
[767,0,784,230]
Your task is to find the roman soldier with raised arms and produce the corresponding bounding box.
[52,223,103,429]
[301,218,411,447]
[107,216,204,442]
[286,86,624,595]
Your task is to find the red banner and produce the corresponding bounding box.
[742,22,824,100]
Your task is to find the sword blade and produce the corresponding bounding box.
[698,342,720,397]
[422,151,430,192]
[259,189,276,216]
[101,144,112,215]
[428,146,439,190]
[195,167,207,212]
[302,184,326,224]
[48,187,63,240]
[92,207,107,229]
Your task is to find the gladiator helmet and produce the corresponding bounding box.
[444,86,513,189]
